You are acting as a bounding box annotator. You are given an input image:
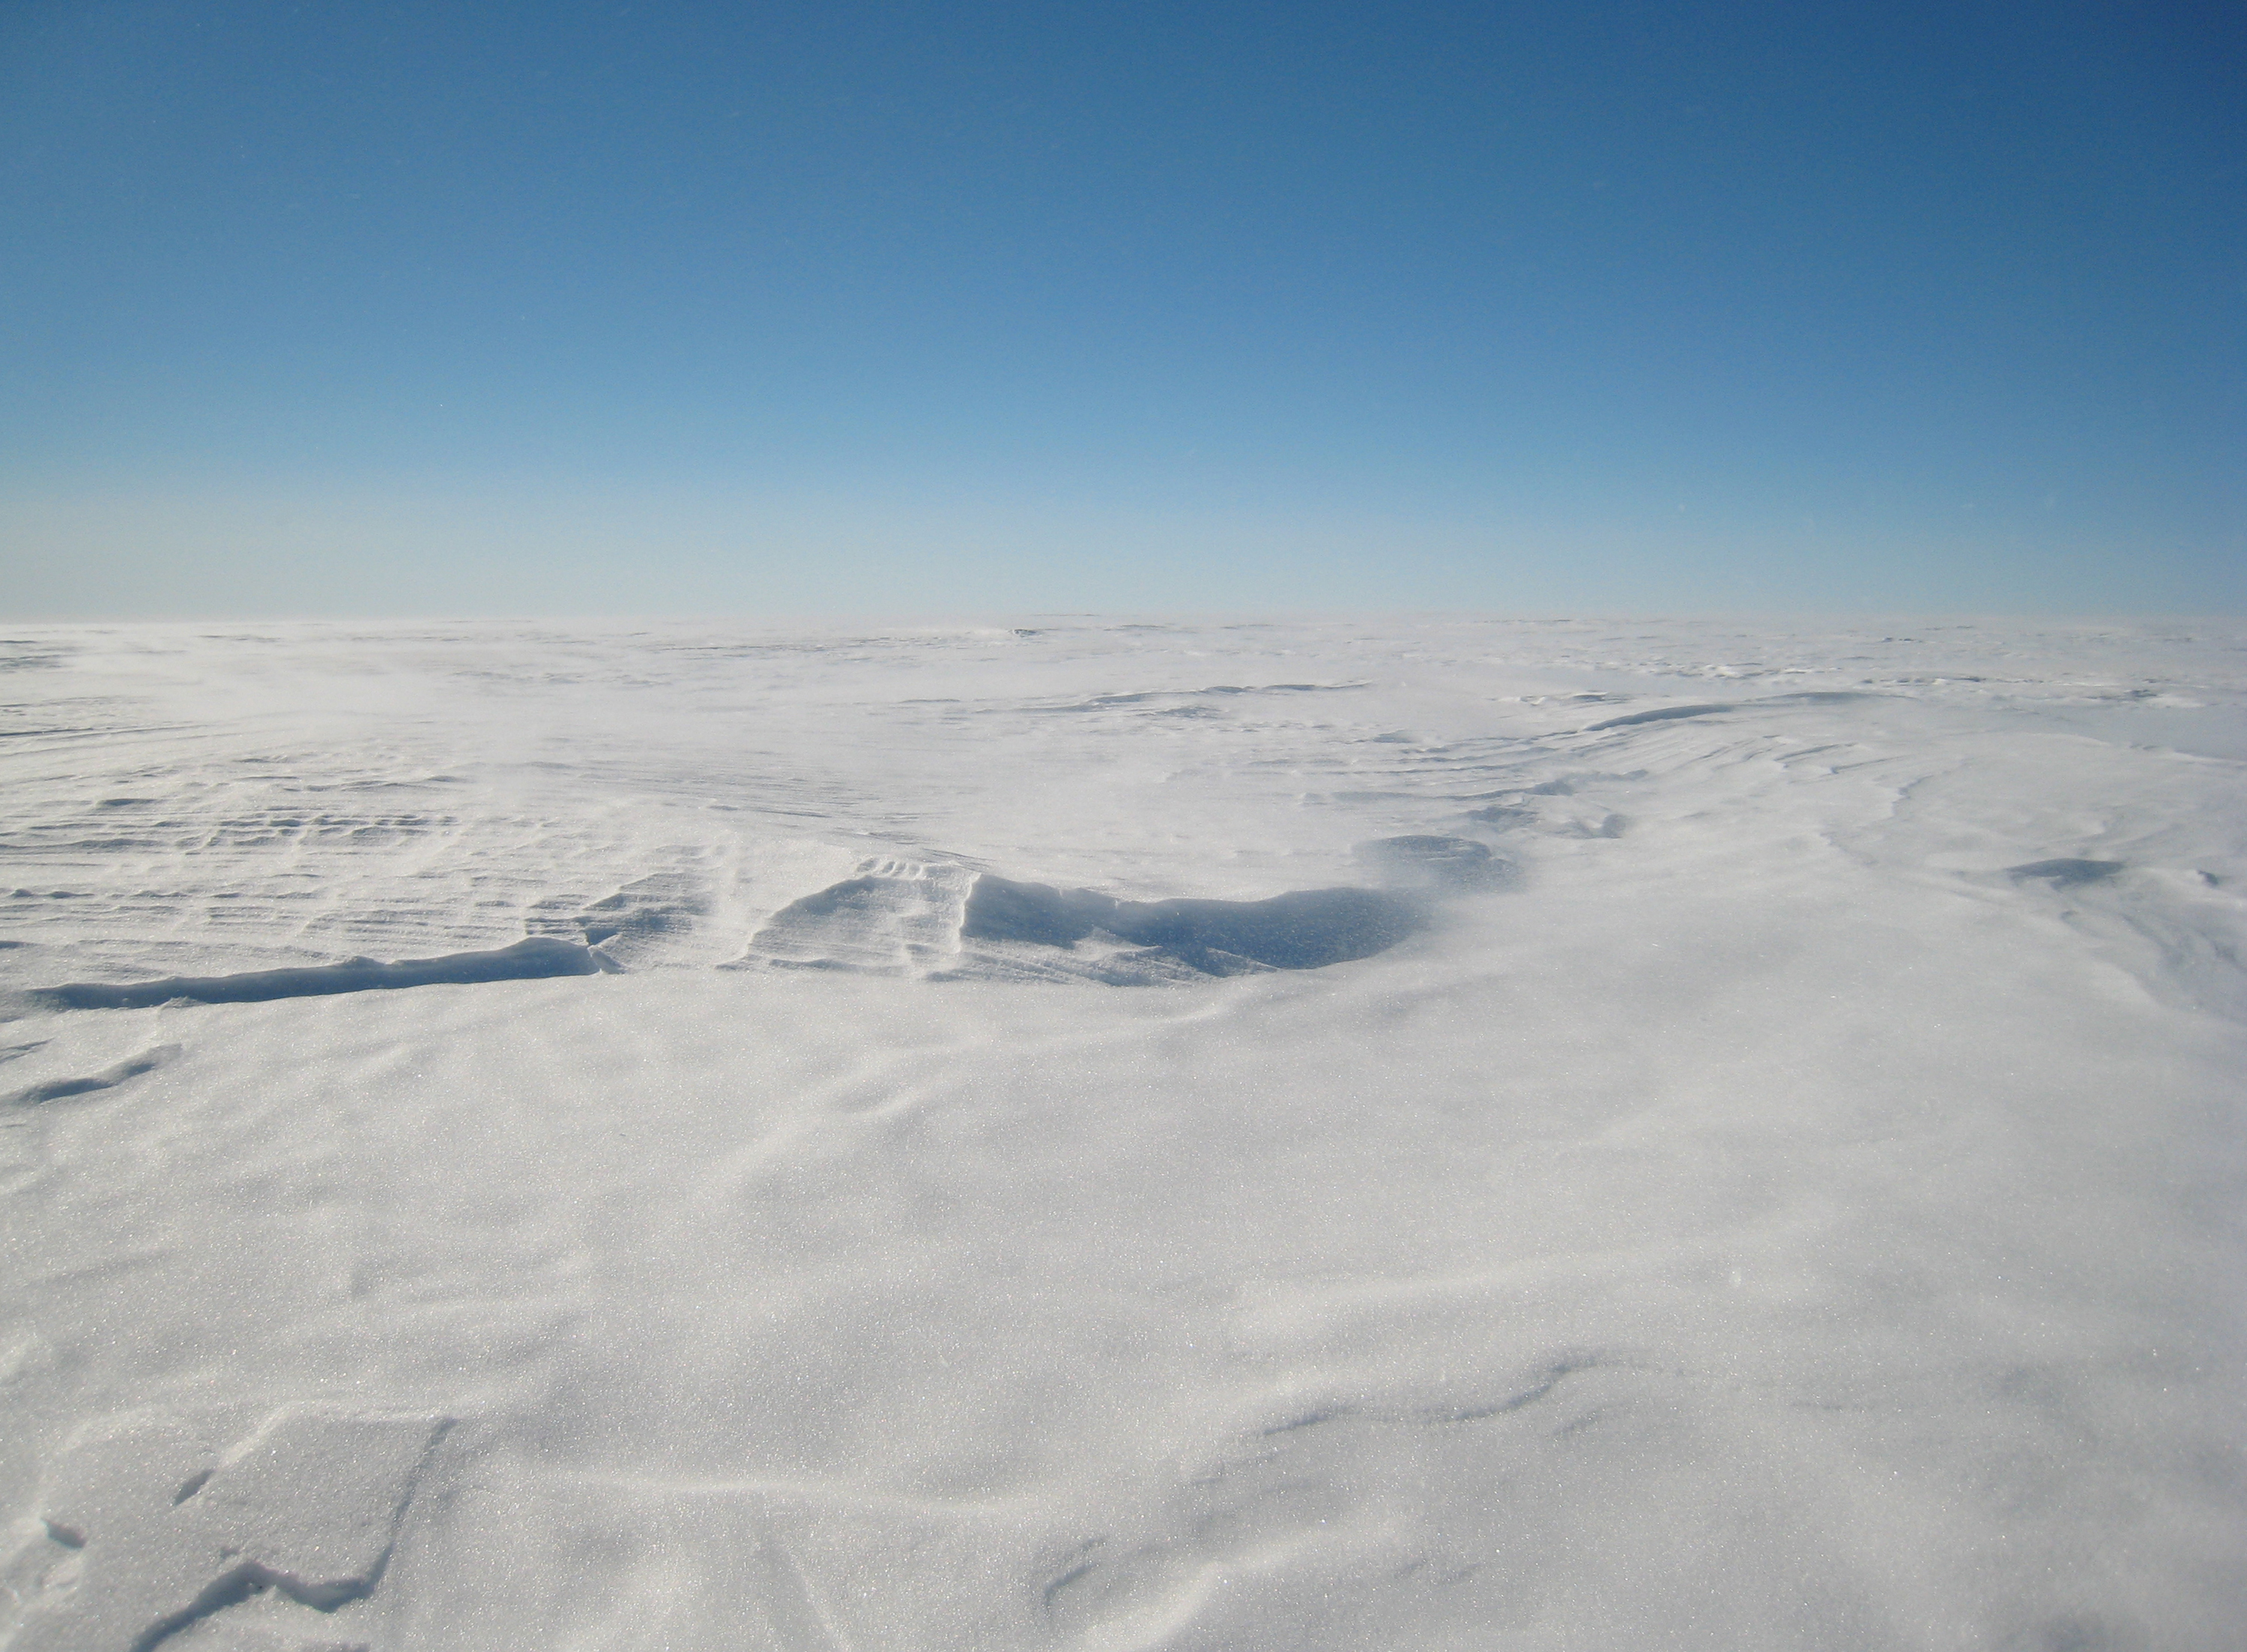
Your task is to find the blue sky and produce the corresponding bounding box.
[3,0,2240,616]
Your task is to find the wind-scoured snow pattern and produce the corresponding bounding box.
[736,859,1427,983]
[1,617,2245,1650]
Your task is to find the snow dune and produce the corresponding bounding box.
[1,617,2243,1650]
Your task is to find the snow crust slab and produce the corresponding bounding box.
[2,616,2244,1649]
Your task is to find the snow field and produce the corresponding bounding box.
[2,617,2243,1649]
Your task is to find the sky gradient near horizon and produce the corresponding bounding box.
[3,0,2241,617]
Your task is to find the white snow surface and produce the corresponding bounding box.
[1,615,2244,1650]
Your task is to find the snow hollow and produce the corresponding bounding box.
[2,616,2243,1650]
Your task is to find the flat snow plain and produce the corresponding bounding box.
[2,617,2244,1651]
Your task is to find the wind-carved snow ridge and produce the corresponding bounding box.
[2009,857,2126,887]
[7,840,1484,1006]
[527,870,717,970]
[7,937,605,1015]
[737,858,980,976]
[3,1044,178,1108]
[959,877,1421,979]
[734,853,1444,984]
[1,1406,450,1651]
[1579,689,1871,730]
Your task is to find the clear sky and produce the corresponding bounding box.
[3,0,2240,617]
